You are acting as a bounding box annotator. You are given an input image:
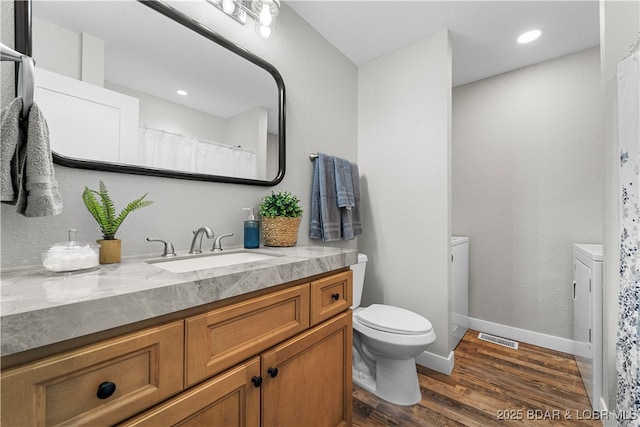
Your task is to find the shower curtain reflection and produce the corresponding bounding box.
[137,127,257,179]
[616,50,640,422]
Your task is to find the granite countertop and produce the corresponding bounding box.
[1,246,357,357]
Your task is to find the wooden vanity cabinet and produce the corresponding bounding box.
[1,269,353,427]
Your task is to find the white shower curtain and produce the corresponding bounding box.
[137,127,257,179]
[617,50,640,424]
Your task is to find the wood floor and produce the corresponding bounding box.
[353,330,601,426]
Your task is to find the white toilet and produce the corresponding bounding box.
[350,253,436,406]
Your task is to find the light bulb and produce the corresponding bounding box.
[222,0,235,14]
[258,24,272,38]
[259,8,272,25]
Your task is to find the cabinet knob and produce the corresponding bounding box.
[268,367,279,378]
[331,293,340,301]
[251,376,263,388]
[96,381,116,399]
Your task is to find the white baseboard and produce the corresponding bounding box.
[415,349,454,375]
[468,317,579,355]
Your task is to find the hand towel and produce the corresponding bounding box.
[350,161,363,237]
[1,97,23,203]
[16,101,63,217]
[309,153,342,241]
[334,156,355,208]
[340,161,363,240]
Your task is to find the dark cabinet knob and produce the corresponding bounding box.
[331,293,340,301]
[268,367,279,378]
[251,376,263,388]
[96,381,116,399]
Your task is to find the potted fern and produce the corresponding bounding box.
[82,180,153,264]
[258,191,303,247]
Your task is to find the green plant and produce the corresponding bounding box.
[82,180,153,240]
[258,191,303,218]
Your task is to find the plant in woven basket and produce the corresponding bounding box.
[82,180,153,240]
[258,191,303,247]
[258,191,303,218]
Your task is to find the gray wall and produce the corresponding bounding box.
[0,1,358,269]
[452,47,604,340]
[358,31,452,359]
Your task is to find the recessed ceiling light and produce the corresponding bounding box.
[177,89,188,96]
[517,29,542,44]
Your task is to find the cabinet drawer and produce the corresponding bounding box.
[119,357,260,427]
[1,321,184,427]
[185,284,309,386]
[310,271,352,326]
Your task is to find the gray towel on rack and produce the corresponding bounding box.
[340,161,363,240]
[334,156,355,208]
[1,98,62,216]
[310,153,341,241]
[16,101,63,217]
[1,97,23,202]
[350,161,363,237]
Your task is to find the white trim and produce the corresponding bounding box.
[415,349,454,375]
[468,317,579,355]
[600,397,612,427]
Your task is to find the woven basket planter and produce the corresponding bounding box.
[262,216,302,247]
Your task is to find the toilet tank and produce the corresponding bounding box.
[350,253,368,308]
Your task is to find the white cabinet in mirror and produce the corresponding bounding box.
[25,0,285,185]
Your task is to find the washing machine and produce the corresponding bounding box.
[451,236,469,351]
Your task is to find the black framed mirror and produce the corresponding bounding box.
[15,0,285,186]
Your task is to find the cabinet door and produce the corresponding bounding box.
[261,311,352,427]
[1,321,184,427]
[119,357,260,427]
[185,284,310,386]
[574,258,592,350]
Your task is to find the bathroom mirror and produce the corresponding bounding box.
[16,0,285,185]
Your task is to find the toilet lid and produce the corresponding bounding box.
[355,304,433,335]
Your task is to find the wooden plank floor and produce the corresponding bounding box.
[353,330,601,426]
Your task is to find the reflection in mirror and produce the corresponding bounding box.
[23,0,285,185]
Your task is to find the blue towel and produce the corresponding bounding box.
[334,156,355,208]
[350,161,362,237]
[310,153,341,241]
[340,161,363,240]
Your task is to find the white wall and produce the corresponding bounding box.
[453,48,604,341]
[106,81,228,143]
[358,31,452,359]
[600,0,640,414]
[0,2,358,268]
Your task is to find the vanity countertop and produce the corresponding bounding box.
[1,246,357,358]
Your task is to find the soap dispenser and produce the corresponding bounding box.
[242,207,260,249]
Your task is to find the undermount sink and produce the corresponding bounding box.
[148,250,279,273]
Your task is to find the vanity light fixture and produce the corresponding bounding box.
[517,29,542,44]
[176,89,188,96]
[207,0,280,38]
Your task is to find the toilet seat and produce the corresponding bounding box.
[355,304,433,335]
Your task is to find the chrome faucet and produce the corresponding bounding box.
[146,237,177,257]
[189,226,214,254]
[212,233,233,252]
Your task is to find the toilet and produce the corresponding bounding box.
[350,253,436,406]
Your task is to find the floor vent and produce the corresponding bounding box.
[478,332,519,350]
